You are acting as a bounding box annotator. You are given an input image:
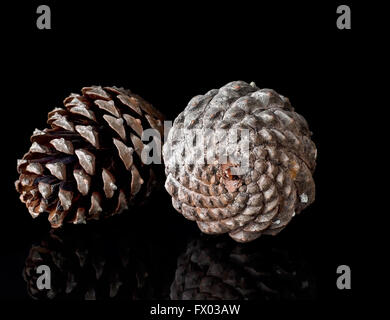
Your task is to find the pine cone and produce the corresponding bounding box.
[23,224,153,300]
[163,81,317,242]
[16,86,164,227]
[170,236,316,300]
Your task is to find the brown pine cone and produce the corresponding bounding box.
[170,236,316,300]
[163,81,316,242]
[16,86,164,227]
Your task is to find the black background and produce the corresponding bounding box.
[0,0,378,311]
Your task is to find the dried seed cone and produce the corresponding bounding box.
[163,81,316,242]
[16,86,164,227]
[170,237,316,300]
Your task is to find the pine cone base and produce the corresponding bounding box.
[163,81,316,242]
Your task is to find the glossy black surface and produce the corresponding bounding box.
[21,208,317,301]
[1,1,374,303]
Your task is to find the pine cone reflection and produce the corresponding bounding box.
[23,219,154,300]
[170,236,316,300]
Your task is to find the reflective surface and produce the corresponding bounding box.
[21,210,316,300]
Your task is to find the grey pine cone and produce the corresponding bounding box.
[163,81,316,242]
[16,86,164,227]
